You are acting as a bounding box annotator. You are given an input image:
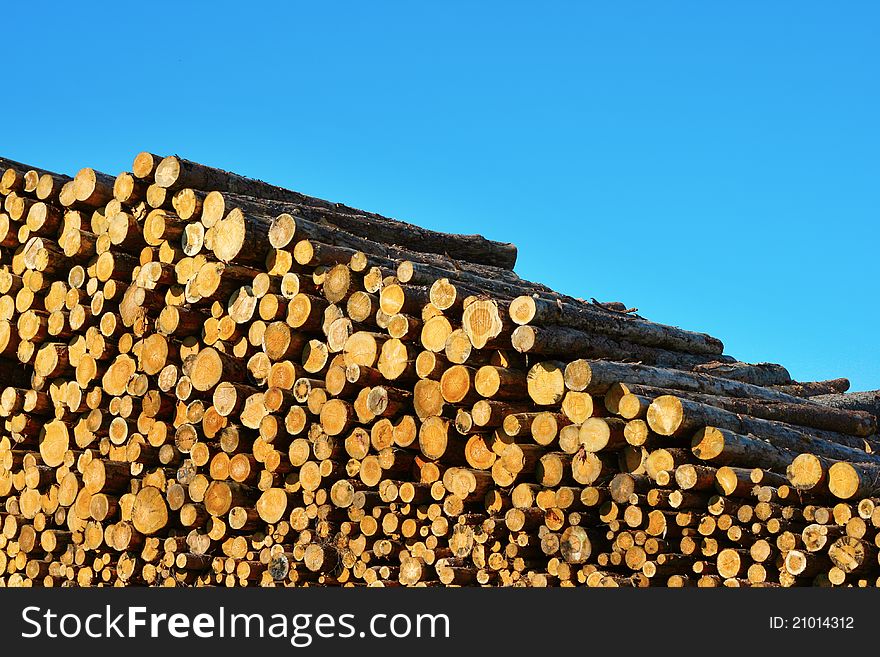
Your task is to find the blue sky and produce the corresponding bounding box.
[3,2,877,390]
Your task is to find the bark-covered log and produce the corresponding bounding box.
[179,184,518,269]
[623,383,877,437]
[812,391,880,421]
[649,395,880,463]
[564,359,829,406]
[691,361,792,386]
[772,378,850,397]
[512,324,721,369]
[509,295,724,356]
[2,147,876,590]
[284,204,518,270]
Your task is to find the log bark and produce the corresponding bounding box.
[625,383,877,437]
[512,324,719,369]
[268,205,518,270]
[691,361,792,386]
[181,185,519,269]
[564,359,821,406]
[648,395,880,463]
[812,391,880,421]
[691,427,803,472]
[773,379,850,397]
[509,295,724,356]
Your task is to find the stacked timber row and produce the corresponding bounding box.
[0,151,878,587]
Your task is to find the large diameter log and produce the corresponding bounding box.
[560,526,595,564]
[579,417,626,452]
[509,295,724,356]
[212,209,271,264]
[132,486,169,535]
[186,347,247,391]
[786,453,831,493]
[34,342,70,378]
[648,395,880,462]
[462,299,511,349]
[256,488,289,523]
[783,550,828,578]
[828,537,875,574]
[204,481,255,516]
[691,427,801,472]
[39,420,70,467]
[320,399,356,436]
[419,416,453,461]
[132,152,162,179]
[73,168,116,206]
[474,365,528,400]
[526,361,566,406]
[800,523,838,552]
[440,365,480,405]
[564,359,818,406]
[828,462,880,500]
[628,384,877,438]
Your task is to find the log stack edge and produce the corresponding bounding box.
[0,152,878,588]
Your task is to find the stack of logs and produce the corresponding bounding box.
[1,151,879,588]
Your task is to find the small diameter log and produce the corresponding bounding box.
[773,379,850,398]
[691,361,792,386]
[512,325,714,369]
[812,391,880,422]
[265,202,518,269]
[508,295,723,356]
[566,360,826,406]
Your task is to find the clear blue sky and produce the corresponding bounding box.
[3,2,877,390]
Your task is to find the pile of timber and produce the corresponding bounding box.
[0,151,879,588]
